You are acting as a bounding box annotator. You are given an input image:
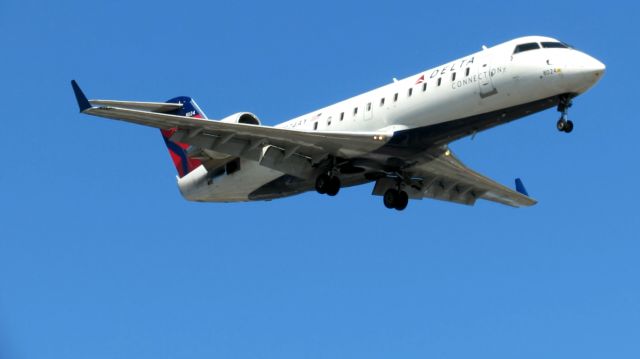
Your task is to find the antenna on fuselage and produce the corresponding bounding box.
[482,45,488,50]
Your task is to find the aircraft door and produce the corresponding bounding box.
[478,59,498,98]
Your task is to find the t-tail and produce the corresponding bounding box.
[161,96,207,178]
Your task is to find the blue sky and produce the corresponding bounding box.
[1,0,638,358]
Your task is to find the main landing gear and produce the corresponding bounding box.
[383,188,409,211]
[315,173,341,196]
[557,95,574,133]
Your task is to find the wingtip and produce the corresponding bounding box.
[515,178,529,197]
[71,80,91,112]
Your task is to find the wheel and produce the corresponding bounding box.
[383,189,398,209]
[315,174,329,194]
[326,176,341,196]
[394,191,409,211]
[557,118,567,131]
[564,120,574,133]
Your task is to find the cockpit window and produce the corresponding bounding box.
[513,42,540,54]
[542,42,569,49]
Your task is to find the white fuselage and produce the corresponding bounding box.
[178,36,605,202]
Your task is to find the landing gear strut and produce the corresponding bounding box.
[383,188,409,211]
[557,95,574,133]
[315,173,341,196]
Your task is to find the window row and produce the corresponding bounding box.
[306,67,472,130]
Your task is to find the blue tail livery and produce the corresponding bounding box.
[160,96,207,178]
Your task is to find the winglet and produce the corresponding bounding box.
[71,80,91,112]
[515,178,529,196]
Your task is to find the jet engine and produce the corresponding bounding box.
[219,112,261,125]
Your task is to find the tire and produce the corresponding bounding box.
[326,176,341,196]
[383,189,398,209]
[557,119,566,131]
[394,191,409,211]
[564,120,574,133]
[315,174,329,194]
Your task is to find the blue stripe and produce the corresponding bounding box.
[163,137,190,176]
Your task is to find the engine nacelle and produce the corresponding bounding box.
[219,112,261,125]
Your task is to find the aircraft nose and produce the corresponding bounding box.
[581,54,606,79]
[563,52,605,93]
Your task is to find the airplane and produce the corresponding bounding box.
[72,35,605,211]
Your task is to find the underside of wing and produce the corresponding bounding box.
[399,148,537,207]
[85,104,390,158]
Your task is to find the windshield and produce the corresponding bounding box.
[513,42,541,54]
[541,41,571,49]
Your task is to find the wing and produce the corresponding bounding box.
[400,149,537,207]
[72,81,392,166]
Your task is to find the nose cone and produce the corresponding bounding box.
[564,52,606,93]
[582,55,606,79]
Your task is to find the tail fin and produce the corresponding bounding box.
[160,96,207,178]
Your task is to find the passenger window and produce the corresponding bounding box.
[422,83,427,92]
[437,78,442,86]
[513,42,541,54]
[353,107,358,115]
[408,88,413,97]
[541,42,569,49]
[451,72,456,81]
[394,93,398,102]
[313,121,318,130]
[465,67,470,77]
[327,116,332,126]
[380,97,385,106]
[366,102,371,111]
[340,112,344,121]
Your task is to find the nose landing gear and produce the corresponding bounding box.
[557,95,574,133]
